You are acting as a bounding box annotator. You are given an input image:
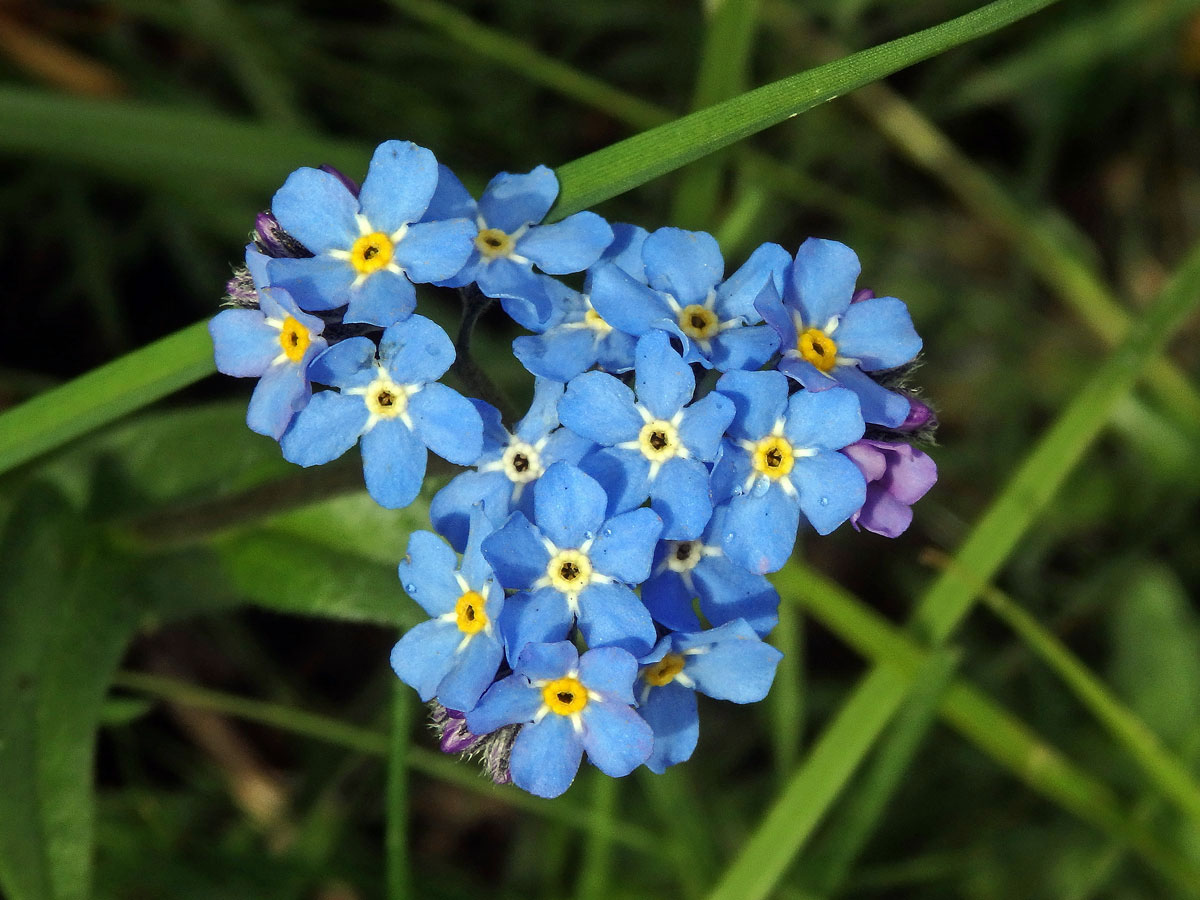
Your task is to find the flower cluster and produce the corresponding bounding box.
[210,139,938,798]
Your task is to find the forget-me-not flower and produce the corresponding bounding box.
[267,140,476,327]
[391,509,504,712]
[842,439,937,538]
[710,370,867,573]
[280,315,483,509]
[466,641,653,798]
[558,331,734,540]
[756,238,922,427]
[481,462,662,663]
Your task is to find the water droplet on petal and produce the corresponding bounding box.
[819,497,829,506]
[602,528,612,538]
[584,530,595,541]
[404,583,417,593]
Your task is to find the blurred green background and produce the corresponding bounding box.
[2,1,1200,898]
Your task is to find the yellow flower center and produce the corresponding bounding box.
[797,328,838,373]
[542,676,588,715]
[364,377,407,418]
[547,549,592,593]
[350,232,394,275]
[584,307,612,335]
[678,304,720,341]
[643,654,685,687]
[752,435,795,480]
[278,316,311,363]
[454,590,488,635]
[637,419,679,463]
[475,227,515,259]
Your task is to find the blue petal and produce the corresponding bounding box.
[357,140,438,234]
[411,383,484,465]
[558,372,642,445]
[714,370,789,441]
[308,336,376,389]
[343,269,416,327]
[245,360,311,439]
[693,556,779,637]
[596,222,649,281]
[783,386,864,451]
[394,218,477,284]
[787,237,858,328]
[834,297,922,370]
[578,647,639,704]
[397,530,461,616]
[540,426,596,468]
[594,329,638,374]
[420,164,477,222]
[473,399,509,451]
[533,462,608,548]
[580,700,653,776]
[498,279,554,332]
[649,457,712,541]
[437,634,504,713]
[634,331,694,419]
[708,444,749,505]
[515,328,595,381]
[721,486,800,574]
[461,505,499,589]
[588,263,674,336]
[280,391,367,466]
[709,324,780,373]
[362,419,426,509]
[576,581,656,657]
[681,620,783,702]
[790,450,867,535]
[267,255,353,312]
[245,246,271,287]
[481,511,551,591]
[515,377,566,442]
[378,315,456,385]
[777,354,838,392]
[499,588,574,667]
[467,673,542,734]
[589,506,663,582]
[832,365,912,428]
[257,287,325,334]
[754,279,795,348]
[642,228,724,306]
[390,619,461,701]
[210,310,277,377]
[676,391,734,462]
[640,681,699,774]
[518,212,613,275]
[430,470,515,552]
[642,568,702,633]
[515,639,579,680]
[509,715,583,798]
[715,242,791,321]
[578,447,650,518]
[478,166,559,233]
[270,166,358,253]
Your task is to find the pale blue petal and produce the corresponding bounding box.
[357,140,438,233]
[596,222,649,281]
[516,378,566,442]
[378,315,456,384]
[693,556,779,637]
[411,383,484,465]
[649,457,712,541]
[394,218,477,284]
[510,715,583,798]
[835,296,922,370]
[786,237,858,327]
[716,242,791,320]
[258,287,325,335]
[580,700,653,776]
[210,309,276,377]
[589,507,663,583]
[578,447,650,518]
[308,336,376,389]
[270,166,358,253]
[709,324,780,372]
[499,588,573,666]
[714,370,789,441]
[576,581,656,657]
[461,505,498,590]
[515,639,579,681]
[518,212,613,275]
[533,462,608,548]
[642,568,702,633]
[676,391,735,462]
[397,530,461,616]
[721,487,800,574]
[681,621,783,703]
[245,361,311,440]
[430,470,515,553]
[498,281,554,332]
[783,386,864,450]
[595,329,638,374]
[777,354,838,391]
[280,391,367,466]
[267,255,353,312]
[588,263,674,335]
[634,331,694,419]
[473,399,509,451]
[481,511,551,591]
[390,619,461,701]
[578,647,639,704]
[420,164,477,222]
[437,635,504,713]
[362,419,425,509]
[640,682,699,774]
[467,673,542,734]
[643,228,724,306]
[832,365,911,428]
[558,372,642,445]
[478,166,558,233]
[343,269,415,327]
[790,451,867,535]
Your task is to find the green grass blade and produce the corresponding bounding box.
[575,774,619,900]
[386,685,412,900]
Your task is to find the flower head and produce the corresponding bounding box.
[842,439,937,537]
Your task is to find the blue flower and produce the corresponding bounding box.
[637,620,782,773]
[280,315,483,509]
[209,266,327,439]
[755,238,922,427]
[429,378,593,551]
[466,641,653,797]
[481,462,662,662]
[390,509,504,712]
[589,229,790,371]
[558,331,734,540]
[266,140,476,327]
[710,370,867,573]
[641,505,779,637]
[422,164,613,321]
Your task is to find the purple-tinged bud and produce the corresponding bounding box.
[254,211,313,259]
[896,395,935,433]
[319,164,360,197]
[223,267,258,308]
[429,703,486,755]
[841,439,937,538]
[850,287,875,304]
